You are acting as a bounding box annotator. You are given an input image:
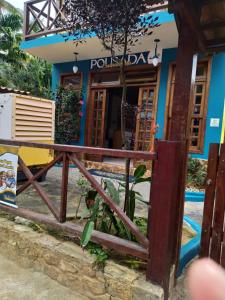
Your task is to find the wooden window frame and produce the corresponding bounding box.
[164,58,212,154]
[85,65,161,148]
[60,72,83,93]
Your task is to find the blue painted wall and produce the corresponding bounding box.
[156,49,225,159]
[52,49,225,158]
[193,53,225,159]
[52,59,90,145]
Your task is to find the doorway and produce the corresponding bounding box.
[88,85,157,153]
[105,87,139,150]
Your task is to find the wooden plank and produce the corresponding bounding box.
[18,156,60,221]
[200,144,219,257]
[210,144,225,263]
[0,205,148,260]
[59,153,69,223]
[69,153,149,248]
[16,153,63,196]
[147,140,181,295]
[0,139,157,160]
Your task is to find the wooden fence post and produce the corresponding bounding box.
[59,153,69,223]
[147,140,181,299]
[209,144,225,263]
[200,144,219,257]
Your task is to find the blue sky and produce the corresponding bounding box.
[8,0,24,10]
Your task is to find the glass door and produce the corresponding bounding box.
[134,87,157,151]
[90,89,107,148]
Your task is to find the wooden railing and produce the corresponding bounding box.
[24,0,65,40]
[23,0,168,41]
[0,139,181,298]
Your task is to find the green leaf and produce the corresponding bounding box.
[129,190,136,222]
[134,165,147,179]
[104,204,120,234]
[134,177,151,184]
[80,221,94,248]
[91,196,101,221]
[100,220,109,233]
[104,179,120,205]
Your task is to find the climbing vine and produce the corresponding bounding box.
[55,86,83,144]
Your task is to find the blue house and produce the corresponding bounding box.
[21,1,225,160]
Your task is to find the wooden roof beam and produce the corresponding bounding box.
[170,0,207,52]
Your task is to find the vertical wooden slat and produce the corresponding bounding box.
[23,2,30,38]
[168,20,198,276]
[47,0,51,29]
[200,144,219,257]
[210,144,225,263]
[59,153,69,223]
[147,140,181,297]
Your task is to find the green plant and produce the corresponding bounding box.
[87,243,108,269]
[187,157,207,189]
[55,86,82,144]
[0,12,52,98]
[75,176,92,218]
[121,164,151,221]
[80,165,150,248]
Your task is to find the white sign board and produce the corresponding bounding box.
[210,118,220,128]
[90,50,162,70]
[0,146,18,208]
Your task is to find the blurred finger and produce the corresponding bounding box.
[187,258,225,300]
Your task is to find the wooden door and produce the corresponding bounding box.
[87,89,107,161]
[135,87,157,152]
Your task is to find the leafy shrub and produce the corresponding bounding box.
[187,158,207,189]
[79,165,151,248]
[55,86,82,144]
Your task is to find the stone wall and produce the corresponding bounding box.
[0,217,164,300]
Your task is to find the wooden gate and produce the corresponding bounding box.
[200,143,225,266]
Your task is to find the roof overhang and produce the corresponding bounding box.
[21,12,178,64]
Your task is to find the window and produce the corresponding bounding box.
[91,72,120,87]
[165,60,211,153]
[61,74,82,92]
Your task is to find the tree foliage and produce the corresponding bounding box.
[0,11,52,98]
[59,0,161,55]
[0,13,26,66]
[0,0,22,16]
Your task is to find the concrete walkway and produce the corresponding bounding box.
[0,253,88,300]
